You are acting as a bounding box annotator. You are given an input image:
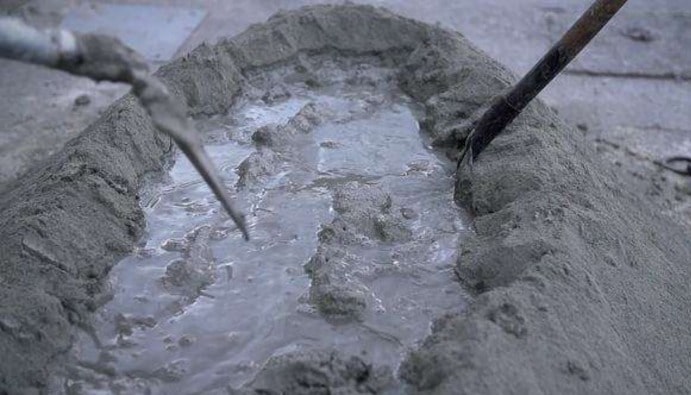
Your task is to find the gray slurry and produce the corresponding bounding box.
[65,71,468,393]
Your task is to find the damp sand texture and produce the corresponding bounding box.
[0,4,690,395]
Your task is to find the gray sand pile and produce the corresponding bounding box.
[0,4,689,394]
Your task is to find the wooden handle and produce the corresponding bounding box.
[461,0,629,165]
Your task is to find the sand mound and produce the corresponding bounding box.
[0,4,689,394]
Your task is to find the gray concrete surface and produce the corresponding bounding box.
[61,3,206,63]
[1,0,689,224]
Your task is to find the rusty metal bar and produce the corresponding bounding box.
[459,0,629,166]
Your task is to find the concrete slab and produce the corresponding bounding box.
[61,3,206,63]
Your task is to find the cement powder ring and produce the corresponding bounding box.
[1,4,690,395]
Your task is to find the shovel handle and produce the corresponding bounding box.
[461,0,628,165]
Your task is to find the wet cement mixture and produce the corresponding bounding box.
[1,4,690,395]
[63,61,469,393]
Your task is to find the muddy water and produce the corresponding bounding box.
[67,66,470,393]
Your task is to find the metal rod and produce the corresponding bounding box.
[459,0,629,166]
[0,17,250,240]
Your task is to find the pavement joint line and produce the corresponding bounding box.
[565,68,691,81]
[619,125,691,134]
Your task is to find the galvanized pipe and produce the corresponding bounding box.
[0,17,79,67]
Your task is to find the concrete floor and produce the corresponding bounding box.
[1,0,689,222]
